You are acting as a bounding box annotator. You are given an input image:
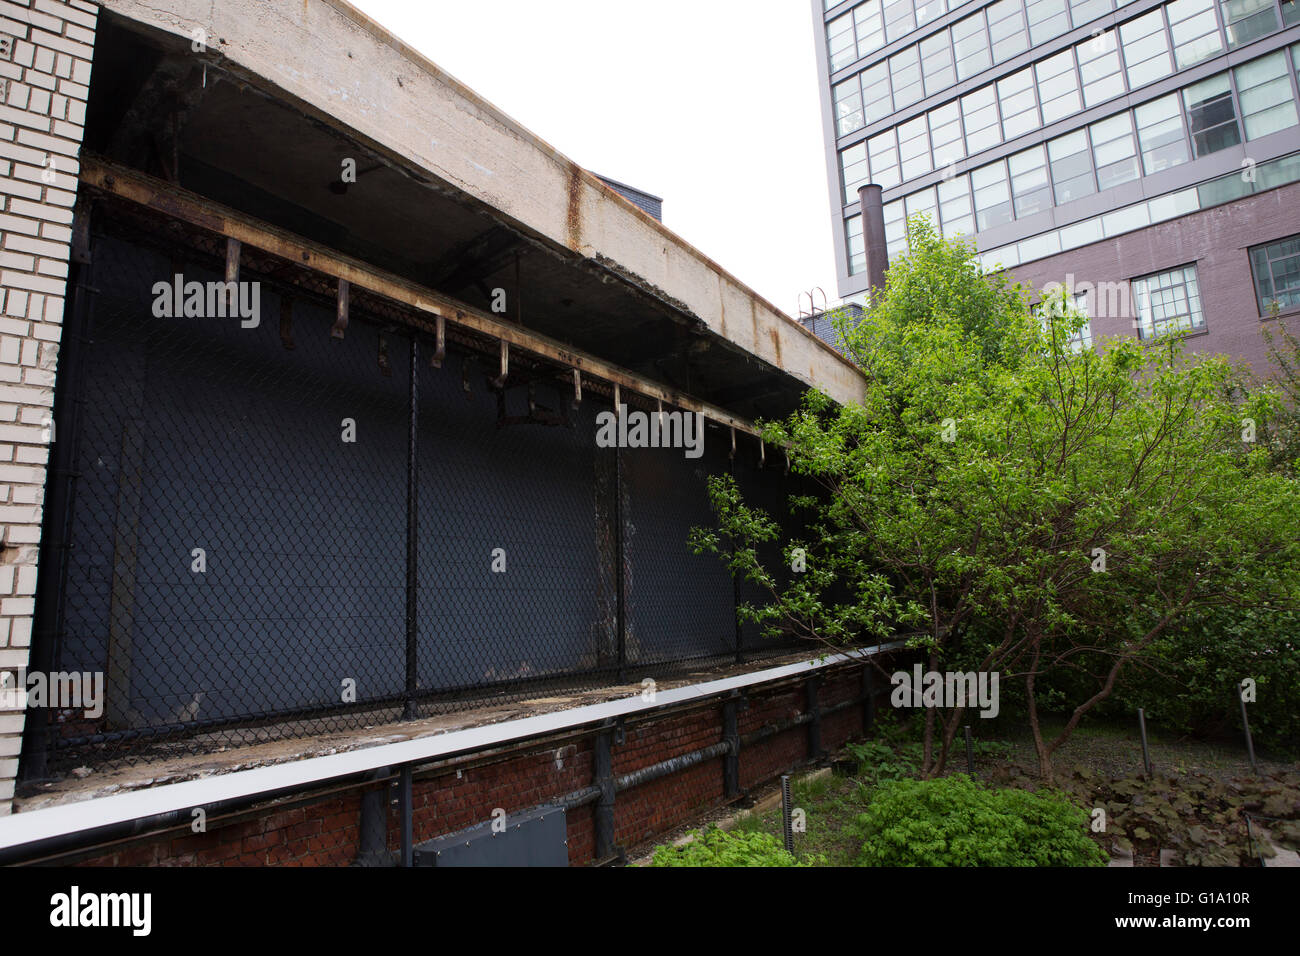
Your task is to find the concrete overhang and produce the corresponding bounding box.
[87,0,867,423]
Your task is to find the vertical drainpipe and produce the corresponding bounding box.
[856,184,889,304]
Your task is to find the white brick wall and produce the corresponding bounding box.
[0,0,94,815]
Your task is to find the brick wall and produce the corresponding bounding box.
[72,664,877,866]
[0,0,95,815]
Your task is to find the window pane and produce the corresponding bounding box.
[915,0,949,29]
[846,214,866,275]
[906,185,940,228]
[1009,145,1052,217]
[1132,265,1205,337]
[953,12,993,80]
[1037,48,1082,123]
[869,129,902,189]
[938,175,975,234]
[890,45,924,109]
[828,13,857,71]
[1121,10,1173,88]
[1234,51,1300,140]
[1090,112,1140,189]
[1026,0,1070,44]
[987,0,1031,63]
[834,78,865,136]
[962,85,1004,153]
[1136,94,1191,173]
[929,101,966,170]
[1068,0,1114,29]
[1183,72,1242,155]
[1221,0,1279,49]
[841,143,870,204]
[972,160,1014,229]
[897,115,934,176]
[861,62,893,122]
[884,199,908,256]
[1250,234,1300,313]
[855,0,886,59]
[1078,30,1126,107]
[998,67,1041,138]
[883,0,917,42]
[921,31,957,96]
[1168,0,1224,68]
[1284,0,1300,25]
[1048,129,1097,203]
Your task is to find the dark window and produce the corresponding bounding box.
[1250,234,1300,315]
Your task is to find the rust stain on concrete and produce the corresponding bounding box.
[566,162,582,252]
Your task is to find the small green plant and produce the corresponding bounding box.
[852,775,1107,867]
[845,738,920,786]
[649,826,811,867]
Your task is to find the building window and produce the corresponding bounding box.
[841,142,869,203]
[1026,0,1071,44]
[861,62,893,123]
[962,84,1003,153]
[1234,50,1300,140]
[1009,145,1053,217]
[1131,265,1205,338]
[1047,129,1097,203]
[869,129,901,189]
[828,12,857,71]
[915,0,949,29]
[884,199,908,257]
[1069,0,1115,29]
[897,115,934,177]
[855,0,887,59]
[938,175,976,235]
[1183,72,1241,155]
[1168,0,1224,68]
[834,78,865,136]
[998,67,1041,139]
[1136,93,1192,173]
[1284,0,1300,25]
[906,185,940,227]
[987,0,1031,63]
[1220,0,1279,49]
[972,160,1014,229]
[847,214,866,275]
[1078,29,1126,107]
[1250,234,1300,314]
[953,11,993,80]
[921,31,957,96]
[1089,112,1141,190]
[1037,289,1093,351]
[890,44,924,110]
[883,0,917,43]
[1037,48,1083,124]
[1121,9,1174,88]
[929,100,966,170]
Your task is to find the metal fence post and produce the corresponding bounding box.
[807,674,823,760]
[399,764,414,867]
[403,337,420,720]
[595,724,616,861]
[723,692,740,798]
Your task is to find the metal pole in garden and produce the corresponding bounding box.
[1137,707,1152,777]
[1238,690,1259,777]
[964,725,974,776]
[780,774,794,855]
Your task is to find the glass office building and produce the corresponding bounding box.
[814,0,1300,362]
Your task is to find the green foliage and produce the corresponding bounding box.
[852,775,1107,867]
[649,826,811,867]
[690,216,1300,778]
[845,738,921,786]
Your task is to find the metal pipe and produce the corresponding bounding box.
[613,446,626,681]
[1137,707,1152,777]
[856,184,888,303]
[403,337,420,720]
[399,765,413,867]
[781,774,794,853]
[614,741,731,792]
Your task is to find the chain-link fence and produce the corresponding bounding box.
[20,216,812,774]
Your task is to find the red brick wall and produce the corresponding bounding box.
[75,664,877,867]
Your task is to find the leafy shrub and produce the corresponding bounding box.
[852,775,1107,867]
[845,739,920,786]
[649,826,810,867]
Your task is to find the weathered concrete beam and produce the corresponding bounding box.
[97,0,868,408]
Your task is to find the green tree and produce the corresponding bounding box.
[692,219,1300,781]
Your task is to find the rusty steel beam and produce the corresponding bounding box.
[78,156,765,438]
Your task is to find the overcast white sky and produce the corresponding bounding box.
[347,0,840,316]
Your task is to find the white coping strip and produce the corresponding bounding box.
[0,642,904,850]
